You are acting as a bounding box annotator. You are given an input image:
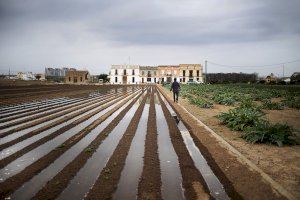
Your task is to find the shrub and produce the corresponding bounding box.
[282,97,300,109]
[262,100,284,110]
[212,93,236,105]
[189,97,213,108]
[243,122,295,146]
[218,107,265,131]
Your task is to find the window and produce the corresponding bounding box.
[85,74,88,80]
[197,78,199,81]
[147,71,151,77]
[115,77,118,83]
[183,70,186,76]
[69,77,71,82]
[162,78,164,82]
[154,71,156,76]
[179,78,181,82]
[142,78,144,83]
[132,77,135,83]
[142,71,145,75]
[147,78,151,82]
[132,70,135,75]
[197,70,199,77]
[189,70,193,77]
[183,78,185,82]
[80,77,83,82]
[124,69,126,75]
[154,78,156,83]
[115,69,118,75]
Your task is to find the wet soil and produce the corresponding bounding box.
[163,86,300,199]
[0,84,135,106]
[0,90,132,151]
[0,90,142,198]
[30,90,144,200]
[157,91,212,200]
[84,90,149,199]
[0,91,136,169]
[159,86,286,200]
[137,88,162,200]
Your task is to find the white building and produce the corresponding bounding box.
[17,72,36,80]
[110,65,140,84]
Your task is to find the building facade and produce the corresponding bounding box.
[158,65,180,83]
[140,66,158,83]
[109,64,203,84]
[65,70,90,84]
[110,65,140,84]
[179,64,203,83]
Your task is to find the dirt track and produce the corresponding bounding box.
[0,84,291,200]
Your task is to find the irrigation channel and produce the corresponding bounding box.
[0,85,232,200]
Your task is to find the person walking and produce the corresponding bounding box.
[170,78,180,103]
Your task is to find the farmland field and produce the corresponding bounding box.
[163,83,300,199]
[0,84,298,200]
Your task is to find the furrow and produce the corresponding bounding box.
[137,88,162,200]
[0,91,121,128]
[85,89,149,199]
[31,89,145,200]
[0,90,143,198]
[155,93,185,200]
[7,90,144,200]
[0,89,119,123]
[0,89,135,137]
[0,90,139,167]
[113,101,149,200]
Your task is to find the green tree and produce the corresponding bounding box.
[99,74,109,82]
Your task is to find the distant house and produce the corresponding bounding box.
[65,70,90,84]
[265,73,277,83]
[17,72,36,80]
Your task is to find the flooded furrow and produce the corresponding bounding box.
[29,89,145,200]
[0,92,136,181]
[0,92,130,160]
[0,90,145,198]
[113,103,149,200]
[155,99,185,200]
[0,88,135,136]
[0,97,69,115]
[8,92,139,200]
[0,90,133,144]
[0,98,79,118]
[57,97,141,200]
[0,90,123,129]
[0,90,121,124]
[160,92,229,200]
[0,90,140,163]
[0,87,121,117]
[137,89,162,200]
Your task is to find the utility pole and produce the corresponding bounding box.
[205,60,207,83]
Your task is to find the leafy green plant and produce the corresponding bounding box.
[218,107,265,131]
[282,97,300,109]
[212,93,236,105]
[188,97,213,108]
[243,122,295,146]
[262,100,284,110]
[84,147,94,153]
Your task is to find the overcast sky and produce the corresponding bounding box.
[0,0,299,76]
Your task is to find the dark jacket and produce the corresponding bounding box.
[171,81,180,92]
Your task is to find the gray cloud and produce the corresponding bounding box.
[0,0,299,76]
